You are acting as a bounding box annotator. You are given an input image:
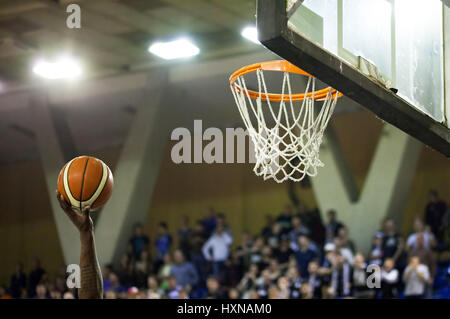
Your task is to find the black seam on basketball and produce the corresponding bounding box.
[79,157,90,211]
[90,162,105,205]
[65,161,76,200]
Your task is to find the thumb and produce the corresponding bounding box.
[82,205,91,218]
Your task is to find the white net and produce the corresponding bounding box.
[230,68,339,183]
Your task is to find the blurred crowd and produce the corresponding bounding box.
[1,189,450,299]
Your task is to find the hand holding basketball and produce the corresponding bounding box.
[56,190,93,233]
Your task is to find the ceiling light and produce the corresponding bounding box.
[148,38,200,60]
[33,56,82,80]
[241,26,260,44]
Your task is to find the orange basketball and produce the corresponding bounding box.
[57,156,114,211]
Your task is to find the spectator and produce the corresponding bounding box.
[108,273,122,293]
[261,215,275,240]
[368,233,384,266]
[117,254,135,287]
[303,209,326,246]
[255,269,272,299]
[222,252,242,288]
[294,235,318,279]
[49,285,62,299]
[129,223,150,260]
[408,233,436,277]
[228,288,240,299]
[63,291,75,299]
[157,253,173,290]
[188,221,207,286]
[135,250,153,288]
[424,190,447,244]
[235,232,253,270]
[178,215,192,258]
[273,238,294,266]
[166,275,182,299]
[408,232,436,297]
[306,260,323,299]
[442,207,450,243]
[202,224,233,280]
[237,263,259,295]
[403,256,430,299]
[268,285,280,299]
[381,258,399,299]
[393,235,408,273]
[325,210,344,243]
[277,276,290,299]
[288,216,310,247]
[10,263,27,299]
[54,276,66,295]
[258,245,273,271]
[146,275,162,299]
[178,288,189,299]
[406,218,436,250]
[381,218,402,261]
[277,205,294,231]
[248,236,265,266]
[215,213,232,236]
[337,227,356,254]
[267,222,284,248]
[35,284,48,299]
[266,259,282,282]
[334,237,354,265]
[352,253,373,298]
[206,276,224,299]
[102,264,114,291]
[320,243,336,279]
[300,282,313,299]
[28,257,45,298]
[286,266,302,299]
[201,207,217,237]
[328,253,352,298]
[155,222,172,266]
[170,250,199,290]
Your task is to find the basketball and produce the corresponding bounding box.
[57,156,114,211]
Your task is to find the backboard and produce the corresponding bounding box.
[257,0,450,156]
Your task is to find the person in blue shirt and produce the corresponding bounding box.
[170,250,199,291]
[156,222,172,262]
[129,223,150,260]
[201,207,217,237]
[294,235,318,279]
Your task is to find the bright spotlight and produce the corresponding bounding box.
[241,26,259,44]
[148,38,200,60]
[33,57,82,80]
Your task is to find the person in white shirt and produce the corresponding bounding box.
[334,237,354,265]
[406,218,436,250]
[381,258,399,298]
[202,224,233,281]
[403,256,430,299]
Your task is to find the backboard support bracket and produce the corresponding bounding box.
[256,0,450,157]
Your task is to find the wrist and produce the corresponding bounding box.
[80,230,94,242]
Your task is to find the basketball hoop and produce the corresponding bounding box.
[229,60,342,183]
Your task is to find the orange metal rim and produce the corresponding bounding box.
[229,60,343,102]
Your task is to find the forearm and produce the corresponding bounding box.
[79,231,103,299]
